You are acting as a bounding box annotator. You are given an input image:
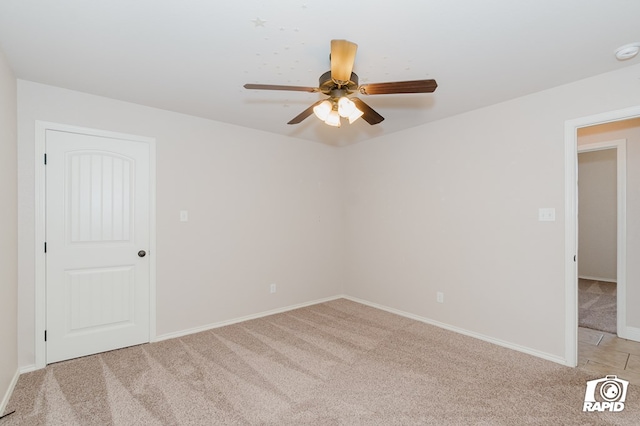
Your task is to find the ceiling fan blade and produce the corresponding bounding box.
[351,98,384,125]
[359,79,438,95]
[244,84,319,93]
[287,100,325,125]
[330,40,358,83]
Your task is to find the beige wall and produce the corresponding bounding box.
[0,50,18,408]
[342,63,640,359]
[577,149,617,281]
[17,81,345,368]
[578,118,640,331]
[15,62,640,369]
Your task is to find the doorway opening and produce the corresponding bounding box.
[577,140,624,338]
[564,107,640,367]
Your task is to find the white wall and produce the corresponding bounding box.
[578,118,640,329]
[342,63,640,360]
[577,149,617,281]
[17,81,345,368]
[0,49,18,410]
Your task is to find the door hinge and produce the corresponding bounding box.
[44,330,47,342]
[574,255,576,262]
[44,242,47,253]
[44,153,47,165]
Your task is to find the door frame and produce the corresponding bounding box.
[564,105,640,367]
[577,139,627,337]
[34,121,157,369]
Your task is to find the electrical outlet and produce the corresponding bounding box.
[270,283,276,294]
[437,292,444,303]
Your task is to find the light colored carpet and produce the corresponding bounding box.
[579,279,617,334]
[3,298,639,425]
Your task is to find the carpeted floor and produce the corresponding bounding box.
[579,279,617,334]
[3,298,638,425]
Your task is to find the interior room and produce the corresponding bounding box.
[2,1,640,423]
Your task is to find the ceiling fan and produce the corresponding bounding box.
[244,40,438,127]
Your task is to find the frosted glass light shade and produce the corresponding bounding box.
[313,100,332,121]
[337,97,356,117]
[348,107,364,124]
[324,110,341,127]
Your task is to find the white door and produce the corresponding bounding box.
[46,129,151,363]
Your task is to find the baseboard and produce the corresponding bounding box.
[154,295,346,342]
[619,325,640,342]
[155,294,570,366]
[578,275,616,283]
[18,365,38,375]
[342,295,570,367]
[0,368,20,416]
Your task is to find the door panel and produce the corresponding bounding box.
[66,266,135,333]
[46,130,150,363]
[68,152,133,243]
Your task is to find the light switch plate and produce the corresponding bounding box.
[538,208,555,222]
[180,210,189,222]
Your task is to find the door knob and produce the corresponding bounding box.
[138,250,146,258]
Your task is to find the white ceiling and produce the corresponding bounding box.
[1,0,639,146]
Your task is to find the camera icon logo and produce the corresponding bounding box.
[583,375,628,412]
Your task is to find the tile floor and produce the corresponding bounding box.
[578,327,640,385]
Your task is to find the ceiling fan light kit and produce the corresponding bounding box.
[244,39,438,127]
[312,96,364,127]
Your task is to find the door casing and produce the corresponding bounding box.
[34,121,157,369]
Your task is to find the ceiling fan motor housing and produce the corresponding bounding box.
[319,70,359,94]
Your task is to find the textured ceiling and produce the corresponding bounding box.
[1,0,639,146]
